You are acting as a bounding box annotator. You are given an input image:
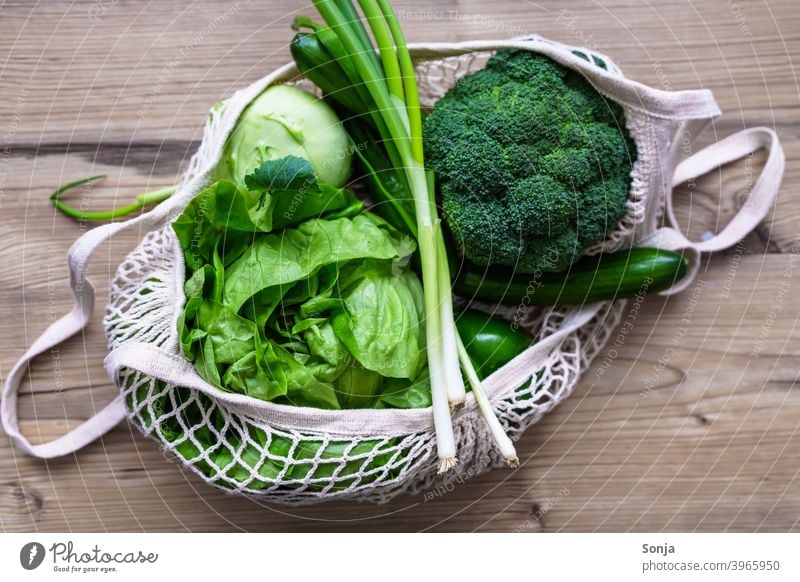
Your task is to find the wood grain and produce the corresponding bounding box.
[1,0,799,532]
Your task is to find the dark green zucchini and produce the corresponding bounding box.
[453,247,688,306]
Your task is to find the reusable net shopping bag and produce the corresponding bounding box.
[2,37,784,504]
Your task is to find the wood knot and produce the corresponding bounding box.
[0,481,44,519]
[524,502,545,531]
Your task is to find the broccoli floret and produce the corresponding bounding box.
[424,49,637,274]
[442,127,509,196]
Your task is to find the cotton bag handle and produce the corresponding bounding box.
[648,126,784,294]
[0,180,206,459]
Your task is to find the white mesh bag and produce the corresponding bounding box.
[2,37,783,505]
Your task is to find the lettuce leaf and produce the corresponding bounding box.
[174,171,428,411]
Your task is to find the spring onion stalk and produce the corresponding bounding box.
[312,0,460,472]
[357,1,404,102]
[435,236,465,408]
[382,2,464,409]
[375,0,422,159]
[50,175,175,221]
[435,218,520,460]
[428,173,466,410]
[455,332,519,467]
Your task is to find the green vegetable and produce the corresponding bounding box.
[423,49,637,274]
[218,84,352,188]
[456,310,531,379]
[454,247,688,306]
[171,159,362,265]
[49,175,174,221]
[290,24,417,238]
[174,170,426,410]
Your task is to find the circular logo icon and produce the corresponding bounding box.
[20,542,46,570]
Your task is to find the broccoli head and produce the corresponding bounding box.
[424,49,637,274]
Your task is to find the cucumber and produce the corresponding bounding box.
[453,247,688,306]
[290,32,371,119]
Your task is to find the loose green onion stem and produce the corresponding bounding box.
[456,332,519,467]
[50,175,175,221]
[292,15,324,33]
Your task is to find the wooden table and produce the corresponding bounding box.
[1,0,798,532]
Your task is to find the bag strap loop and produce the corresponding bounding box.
[2,220,138,458]
[648,126,784,294]
[0,174,211,459]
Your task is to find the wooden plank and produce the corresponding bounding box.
[2,0,799,141]
[1,0,798,532]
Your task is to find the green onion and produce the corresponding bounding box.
[309,0,517,471]
[50,175,174,221]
